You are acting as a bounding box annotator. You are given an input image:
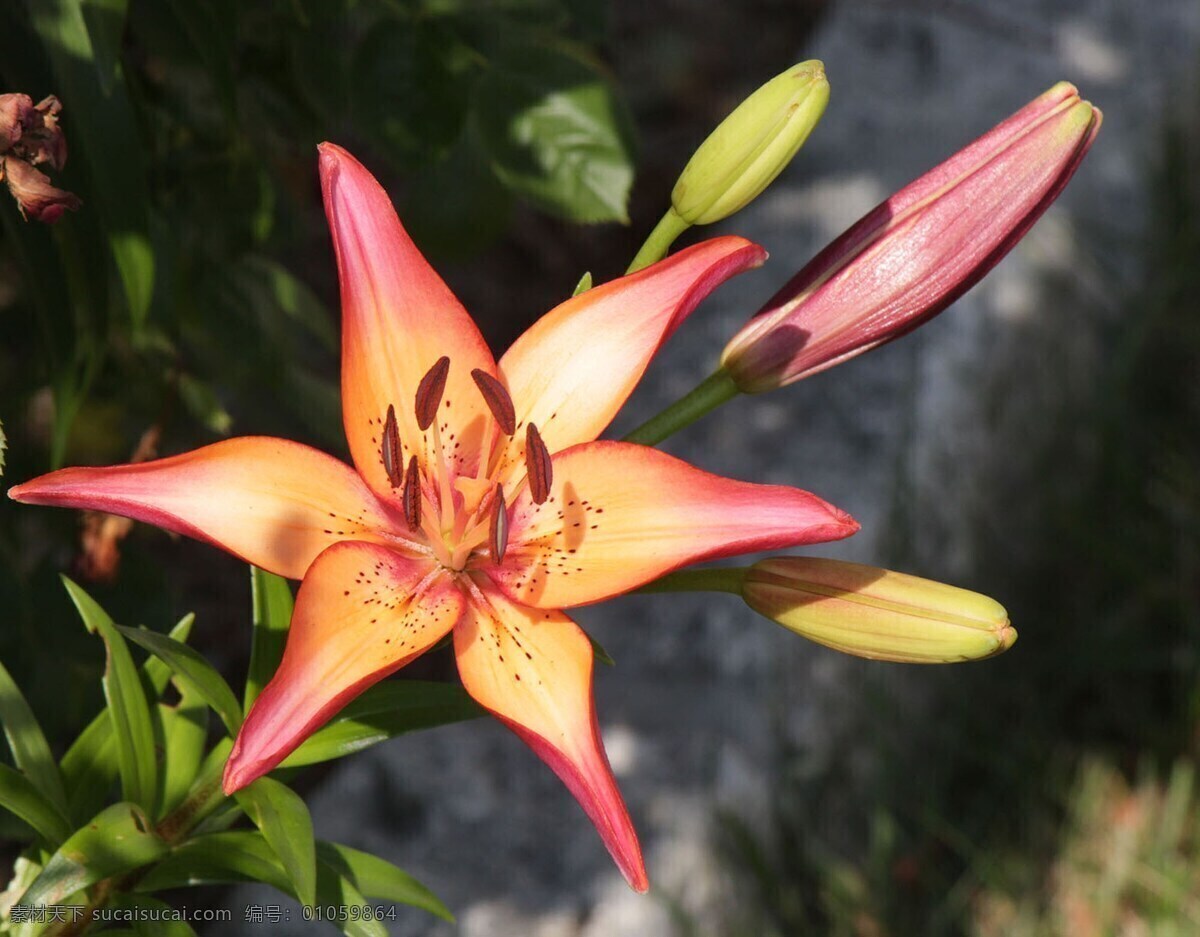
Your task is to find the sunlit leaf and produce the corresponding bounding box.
[18,802,168,908]
[60,615,194,824]
[245,567,293,710]
[118,625,243,736]
[476,41,635,223]
[235,777,317,908]
[315,862,388,937]
[317,842,451,921]
[157,692,208,818]
[63,579,158,814]
[109,894,198,937]
[135,830,290,893]
[282,681,482,768]
[0,764,73,845]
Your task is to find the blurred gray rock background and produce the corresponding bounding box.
[225,1,1200,934]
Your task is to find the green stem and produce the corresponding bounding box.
[623,369,740,446]
[626,208,691,274]
[638,566,748,595]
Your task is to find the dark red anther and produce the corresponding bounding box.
[381,404,402,487]
[471,369,516,436]
[524,422,552,505]
[402,455,421,531]
[414,356,450,431]
[489,483,508,563]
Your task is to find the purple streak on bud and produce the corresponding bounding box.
[721,82,1102,392]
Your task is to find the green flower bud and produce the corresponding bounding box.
[671,61,829,226]
[743,557,1015,664]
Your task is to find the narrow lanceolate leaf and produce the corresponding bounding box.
[157,692,209,818]
[0,660,68,814]
[317,842,452,921]
[118,626,243,736]
[315,861,388,937]
[572,271,593,296]
[63,578,158,814]
[234,777,317,908]
[18,802,168,908]
[245,567,294,710]
[135,831,290,894]
[281,681,482,768]
[60,614,194,824]
[0,764,73,845]
[109,894,198,937]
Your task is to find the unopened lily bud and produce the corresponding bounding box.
[672,60,829,226]
[743,557,1015,663]
[721,82,1101,392]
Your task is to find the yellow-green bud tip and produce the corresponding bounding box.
[671,60,830,227]
[743,557,1016,664]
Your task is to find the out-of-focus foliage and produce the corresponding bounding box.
[0,0,631,735]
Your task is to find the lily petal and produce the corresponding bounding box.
[320,143,499,501]
[454,585,646,891]
[490,441,858,608]
[496,237,766,468]
[7,437,402,579]
[224,541,461,792]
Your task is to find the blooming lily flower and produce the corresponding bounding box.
[8,145,858,890]
[721,82,1102,391]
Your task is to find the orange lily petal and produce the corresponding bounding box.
[490,441,859,608]
[6,437,402,579]
[495,237,766,466]
[224,541,461,792]
[454,585,647,891]
[320,143,499,501]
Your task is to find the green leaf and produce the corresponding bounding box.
[26,0,156,329]
[317,842,451,921]
[282,681,483,768]
[60,615,194,824]
[245,567,293,710]
[235,777,317,908]
[80,0,128,93]
[118,626,243,736]
[64,579,158,814]
[315,861,388,937]
[475,41,635,223]
[572,271,593,296]
[178,374,233,436]
[110,894,198,937]
[352,17,478,169]
[135,830,289,893]
[0,660,69,814]
[0,764,73,845]
[18,802,168,908]
[586,630,614,666]
[157,692,208,818]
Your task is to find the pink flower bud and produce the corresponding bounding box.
[721,82,1102,392]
